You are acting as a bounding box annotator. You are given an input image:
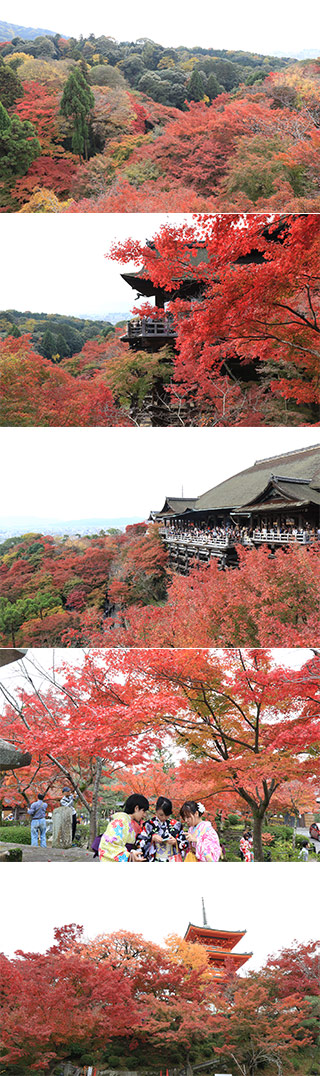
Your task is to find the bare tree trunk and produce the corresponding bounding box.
[186,1053,193,1076]
[252,810,264,861]
[89,758,102,845]
[292,814,298,848]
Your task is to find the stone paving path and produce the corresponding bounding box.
[0,842,98,862]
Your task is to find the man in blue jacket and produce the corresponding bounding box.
[28,793,47,847]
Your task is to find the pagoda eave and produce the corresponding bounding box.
[184,923,246,949]
[206,950,253,969]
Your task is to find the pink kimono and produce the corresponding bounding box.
[187,820,221,862]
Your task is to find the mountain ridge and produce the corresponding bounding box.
[0,20,58,40]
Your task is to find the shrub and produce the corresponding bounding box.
[74,822,89,847]
[0,824,31,844]
[5,848,23,861]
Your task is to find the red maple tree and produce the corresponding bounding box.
[0,928,317,1074]
[1,648,318,858]
[110,213,320,424]
[0,334,132,427]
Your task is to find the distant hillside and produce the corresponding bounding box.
[0,20,57,41]
[0,310,115,360]
[0,517,142,540]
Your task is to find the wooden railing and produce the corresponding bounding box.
[127,317,175,338]
[243,530,307,545]
[161,528,312,548]
[162,533,230,552]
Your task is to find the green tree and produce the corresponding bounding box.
[40,329,57,361]
[206,72,221,101]
[6,324,21,338]
[0,58,23,109]
[0,105,40,203]
[186,67,206,102]
[119,53,146,85]
[56,332,70,359]
[60,68,95,162]
[0,100,11,134]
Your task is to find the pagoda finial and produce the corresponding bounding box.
[201,897,208,927]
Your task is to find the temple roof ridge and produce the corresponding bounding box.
[254,443,320,465]
[185,921,247,936]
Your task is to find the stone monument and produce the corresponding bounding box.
[52,806,73,848]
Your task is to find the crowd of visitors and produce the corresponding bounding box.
[162,521,317,546]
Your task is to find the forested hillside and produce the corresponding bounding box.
[0,310,115,359]
[0,524,168,647]
[0,29,319,212]
[0,526,318,647]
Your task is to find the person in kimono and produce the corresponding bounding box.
[180,800,221,862]
[137,796,189,862]
[99,794,149,862]
[239,830,254,862]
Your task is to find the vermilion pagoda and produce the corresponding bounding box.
[185,900,251,976]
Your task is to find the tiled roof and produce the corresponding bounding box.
[195,445,320,511]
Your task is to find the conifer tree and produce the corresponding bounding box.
[60,68,94,162]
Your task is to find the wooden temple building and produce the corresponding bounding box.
[151,444,320,568]
[120,244,206,351]
[120,223,288,367]
[184,900,251,978]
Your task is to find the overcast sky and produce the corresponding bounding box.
[1,429,319,523]
[2,0,319,55]
[1,215,186,319]
[0,865,318,966]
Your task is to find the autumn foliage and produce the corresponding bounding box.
[0,334,133,426]
[0,524,168,648]
[0,41,319,212]
[0,924,318,1073]
[110,213,320,425]
[65,63,320,215]
[2,214,319,427]
[1,648,319,858]
[0,521,319,648]
[70,544,320,649]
